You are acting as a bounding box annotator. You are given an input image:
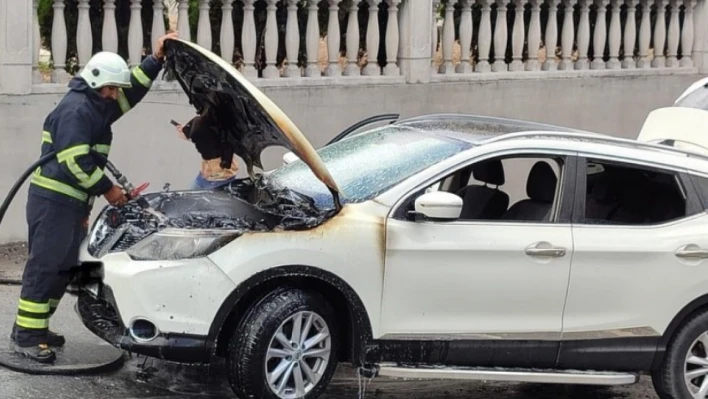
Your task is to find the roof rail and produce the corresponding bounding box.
[480,130,708,162]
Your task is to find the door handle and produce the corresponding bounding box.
[525,242,567,258]
[675,244,708,259]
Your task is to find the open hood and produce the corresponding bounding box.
[162,39,341,204]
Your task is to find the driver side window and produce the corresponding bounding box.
[402,154,567,223]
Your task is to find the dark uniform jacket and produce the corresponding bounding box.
[29,55,163,210]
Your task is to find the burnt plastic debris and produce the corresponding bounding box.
[88,176,338,257]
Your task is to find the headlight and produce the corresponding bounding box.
[126,228,240,261]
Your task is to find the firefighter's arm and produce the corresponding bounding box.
[109,55,163,122]
[52,109,114,196]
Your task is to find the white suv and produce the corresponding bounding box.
[75,39,708,399]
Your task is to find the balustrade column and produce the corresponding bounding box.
[440,0,458,74]
[637,0,651,67]
[103,0,118,52]
[680,0,696,67]
[576,0,591,69]
[665,0,680,66]
[197,0,212,50]
[177,0,191,41]
[384,0,401,75]
[607,0,621,68]
[284,0,302,77]
[242,0,257,77]
[153,0,165,52]
[622,0,637,68]
[477,0,493,72]
[558,0,575,70]
[345,0,362,75]
[76,0,91,68]
[526,0,542,70]
[364,0,382,76]
[431,0,441,73]
[220,0,235,63]
[128,0,143,67]
[510,0,526,71]
[543,0,560,70]
[492,0,510,71]
[32,0,42,83]
[652,0,667,67]
[591,0,608,69]
[326,0,342,76]
[51,0,68,82]
[456,0,473,73]
[305,0,321,76]
[263,0,280,78]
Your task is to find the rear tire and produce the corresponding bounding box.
[226,288,339,399]
[656,310,708,398]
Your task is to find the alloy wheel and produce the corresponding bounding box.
[685,331,708,397]
[265,310,332,399]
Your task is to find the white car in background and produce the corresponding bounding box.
[75,38,708,399]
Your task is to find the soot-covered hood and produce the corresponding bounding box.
[162,39,341,203]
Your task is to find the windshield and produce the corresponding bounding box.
[265,125,474,209]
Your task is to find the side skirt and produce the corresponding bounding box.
[364,337,659,372]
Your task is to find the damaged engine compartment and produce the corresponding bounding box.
[86,177,339,259]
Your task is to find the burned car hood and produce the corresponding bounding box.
[162,38,341,202]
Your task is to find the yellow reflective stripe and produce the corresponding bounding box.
[18,299,50,314]
[92,144,111,155]
[49,299,60,309]
[132,66,152,88]
[31,168,88,202]
[42,130,52,144]
[77,168,105,189]
[57,144,90,163]
[16,315,49,329]
[117,89,131,114]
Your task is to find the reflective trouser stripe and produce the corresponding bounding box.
[16,315,49,330]
[18,298,50,313]
[132,66,152,88]
[117,89,131,114]
[30,168,89,202]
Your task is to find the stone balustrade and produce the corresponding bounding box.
[431,0,707,78]
[32,0,408,85]
[1,0,708,94]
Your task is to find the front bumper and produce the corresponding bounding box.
[76,284,210,364]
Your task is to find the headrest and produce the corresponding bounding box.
[588,181,617,203]
[526,161,557,202]
[472,160,505,186]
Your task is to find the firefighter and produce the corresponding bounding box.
[11,31,178,363]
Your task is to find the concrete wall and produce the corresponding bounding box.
[0,73,700,243]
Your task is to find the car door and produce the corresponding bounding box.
[380,150,578,340]
[559,155,708,369]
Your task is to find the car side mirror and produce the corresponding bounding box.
[282,151,299,165]
[413,192,462,221]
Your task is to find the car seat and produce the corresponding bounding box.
[456,160,509,220]
[501,161,557,221]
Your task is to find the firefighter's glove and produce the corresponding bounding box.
[105,185,128,207]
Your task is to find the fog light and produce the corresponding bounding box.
[129,318,159,342]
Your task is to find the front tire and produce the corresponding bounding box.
[227,288,339,399]
[656,310,708,398]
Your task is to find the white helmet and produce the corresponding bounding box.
[79,51,132,89]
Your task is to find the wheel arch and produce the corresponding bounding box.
[205,265,374,365]
[653,293,708,369]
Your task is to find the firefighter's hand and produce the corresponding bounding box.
[104,185,128,207]
[82,217,89,231]
[176,124,188,141]
[154,31,179,61]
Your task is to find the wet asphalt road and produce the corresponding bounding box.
[0,285,660,399]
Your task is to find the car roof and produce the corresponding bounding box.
[392,113,708,175]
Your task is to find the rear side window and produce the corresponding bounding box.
[689,174,708,211]
[582,160,688,225]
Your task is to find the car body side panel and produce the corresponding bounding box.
[207,201,389,338]
[97,252,237,336]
